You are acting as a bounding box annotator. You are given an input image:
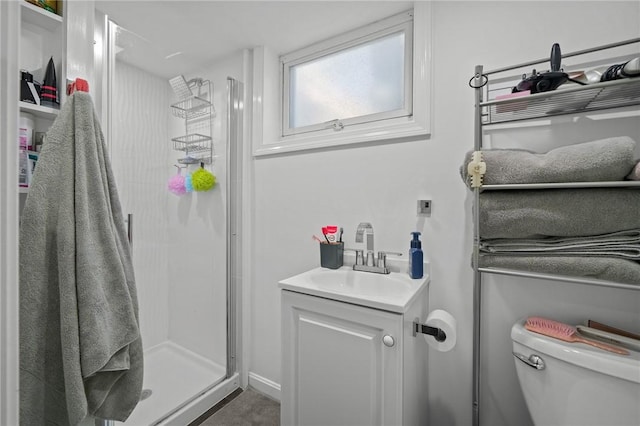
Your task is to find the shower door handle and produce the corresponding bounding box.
[126,213,133,248]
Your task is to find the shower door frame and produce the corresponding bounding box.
[0,2,20,425]
[101,18,243,425]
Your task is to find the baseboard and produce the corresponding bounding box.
[248,372,281,402]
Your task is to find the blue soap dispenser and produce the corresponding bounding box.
[409,232,423,279]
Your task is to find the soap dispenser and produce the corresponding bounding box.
[409,232,423,279]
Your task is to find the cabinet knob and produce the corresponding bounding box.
[382,335,395,347]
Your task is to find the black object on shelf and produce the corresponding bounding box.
[513,43,571,94]
[40,57,59,108]
[20,70,41,105]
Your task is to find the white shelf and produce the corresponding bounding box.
[19,101,59,120]
[20,1,62,31]
[481,181,640,190]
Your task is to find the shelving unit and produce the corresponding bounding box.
[482,77,640,125]
[21,1,62,29]
[19,100,60,120]
[170,79,214,165]
[19,0,65,193]
[468,37,640,426]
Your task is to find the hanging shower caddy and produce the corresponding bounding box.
[170,76,215,165]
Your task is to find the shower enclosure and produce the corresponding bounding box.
[95,12,244,425]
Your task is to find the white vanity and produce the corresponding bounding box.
[279,264,430,425]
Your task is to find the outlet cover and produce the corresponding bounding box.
[418,199,431,215]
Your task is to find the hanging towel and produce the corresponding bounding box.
[477,255,640,286]
[479,188,640,239]
[19,92,143,425]
[460,136,637,187]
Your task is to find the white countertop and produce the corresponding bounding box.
[279,262,430,313]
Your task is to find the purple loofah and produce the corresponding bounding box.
[168,173,186,196]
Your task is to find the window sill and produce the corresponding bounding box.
[253,116,429,156]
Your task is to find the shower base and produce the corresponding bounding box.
[119,341,226,425]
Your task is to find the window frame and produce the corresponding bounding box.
[251,3,432,156]
[281,15,414,137]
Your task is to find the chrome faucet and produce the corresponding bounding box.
[353,222,402,274]
[355,222,375,266]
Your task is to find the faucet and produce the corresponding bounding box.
[355,222,375,266]
[352,222,402,274]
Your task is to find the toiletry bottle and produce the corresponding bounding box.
[409,232,423,279]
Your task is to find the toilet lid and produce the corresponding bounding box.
[511,318,640,384]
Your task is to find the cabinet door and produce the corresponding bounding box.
[282,290,403,426]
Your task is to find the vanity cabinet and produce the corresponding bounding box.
[281,277,429,426]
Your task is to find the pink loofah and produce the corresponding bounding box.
[168,173,186,195]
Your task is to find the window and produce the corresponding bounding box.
[252,4,431,156]
[282,14,413,136]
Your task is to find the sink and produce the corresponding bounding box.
[279,266,429,313]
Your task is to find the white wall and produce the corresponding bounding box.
[247,2,640,425]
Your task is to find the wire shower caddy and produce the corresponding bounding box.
[170,78,215,165]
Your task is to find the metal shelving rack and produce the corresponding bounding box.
[170,79,214,165]
[469,37,640,426]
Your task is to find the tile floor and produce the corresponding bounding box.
[191,388,280,426]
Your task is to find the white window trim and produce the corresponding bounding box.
[252,2,431,156]
[281,15,413,137]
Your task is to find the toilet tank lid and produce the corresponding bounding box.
[511,319,640,384]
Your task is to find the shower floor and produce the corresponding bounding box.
[120,341,226,425]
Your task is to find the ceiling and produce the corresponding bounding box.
[95,1,414,80]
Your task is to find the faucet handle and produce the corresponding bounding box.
[377,251,403,270]
[366,251,375,267]
[345,248,365,265]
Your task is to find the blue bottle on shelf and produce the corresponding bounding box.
[409,232,423,279]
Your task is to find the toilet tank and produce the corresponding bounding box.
[511,319,640,426]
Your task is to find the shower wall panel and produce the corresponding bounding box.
[166,53,244,368]
[113,61,172,350]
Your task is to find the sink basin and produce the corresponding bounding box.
[279,266,429,313]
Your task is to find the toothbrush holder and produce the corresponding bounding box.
[319,242,344,269]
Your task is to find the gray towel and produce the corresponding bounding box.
[20,92,143,425]
[461,137,637,187]
[480,229,640,260]
[480,188,640,239]
[477,255,640,285]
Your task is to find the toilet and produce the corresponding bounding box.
[511,318,640,425]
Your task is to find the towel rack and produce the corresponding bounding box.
[469,37,640,426]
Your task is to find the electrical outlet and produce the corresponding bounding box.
[418,199,431,215]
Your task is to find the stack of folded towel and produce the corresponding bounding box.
[462,136,640,285]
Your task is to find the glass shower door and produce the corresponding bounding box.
[102,18,229,425]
